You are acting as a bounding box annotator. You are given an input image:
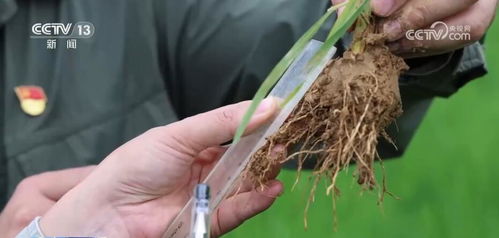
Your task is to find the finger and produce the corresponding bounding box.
[381,0,478,41]
[261,144,285,179]
[211,180,283,237]
[7,197,55,236]
[227,163,282,199]
[388,0,495,58]
[331,0,346,15]
[31,166,96,201]
[192,143,284,203]
[227,144,284,197]
[195,146,229,182]
[159,98,277,159]
[193,141,283,192]
[371,0,409,17]
[196,146,228,164]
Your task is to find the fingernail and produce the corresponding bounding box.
[264,180,284,198]
[372,0,395,16]
[338,6,344,16]
[277,187,285,197]
[383,20,402,41]
[255,98,275,115]
[270,144,285,158]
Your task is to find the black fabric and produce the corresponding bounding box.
[455,42,488,89]
[0,0,17,23]
[0,26,6,207]
[0,0,488,207]
[155,0,330,118]
[2,0,180,204]
[0,0,332,205]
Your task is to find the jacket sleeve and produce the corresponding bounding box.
[400,41,488,98]
[378,41,488,159]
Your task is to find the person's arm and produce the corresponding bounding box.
[11,99,281,238]
[328,0,496,159]
[376,44,488,159]
[399,41,487,98]
[331,0,496,97]
[0,167,94,238]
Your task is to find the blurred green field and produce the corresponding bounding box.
[227,17,499,238]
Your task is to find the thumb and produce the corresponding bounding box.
[157,98,277,159]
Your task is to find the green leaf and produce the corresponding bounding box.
[280,82,304,108]
[308,0,369,68]
[232,0,366,143]
[232,6,338,143]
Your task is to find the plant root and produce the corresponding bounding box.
[243,33,409,225]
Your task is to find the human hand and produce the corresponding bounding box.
[40,99,282,238]
[332,0,498,58]
[0,167,94,238]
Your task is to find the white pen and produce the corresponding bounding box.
[191,184,211,238]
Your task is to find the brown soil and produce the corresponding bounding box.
[243,33,408,223]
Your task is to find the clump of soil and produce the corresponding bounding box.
[243,32,408,223]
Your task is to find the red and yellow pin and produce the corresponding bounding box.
[14,86,47,116]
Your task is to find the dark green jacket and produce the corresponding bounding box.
[0,0,487,207]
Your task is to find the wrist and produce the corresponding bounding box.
[39,180,122,237]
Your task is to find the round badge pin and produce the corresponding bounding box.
[14,86,47,116]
